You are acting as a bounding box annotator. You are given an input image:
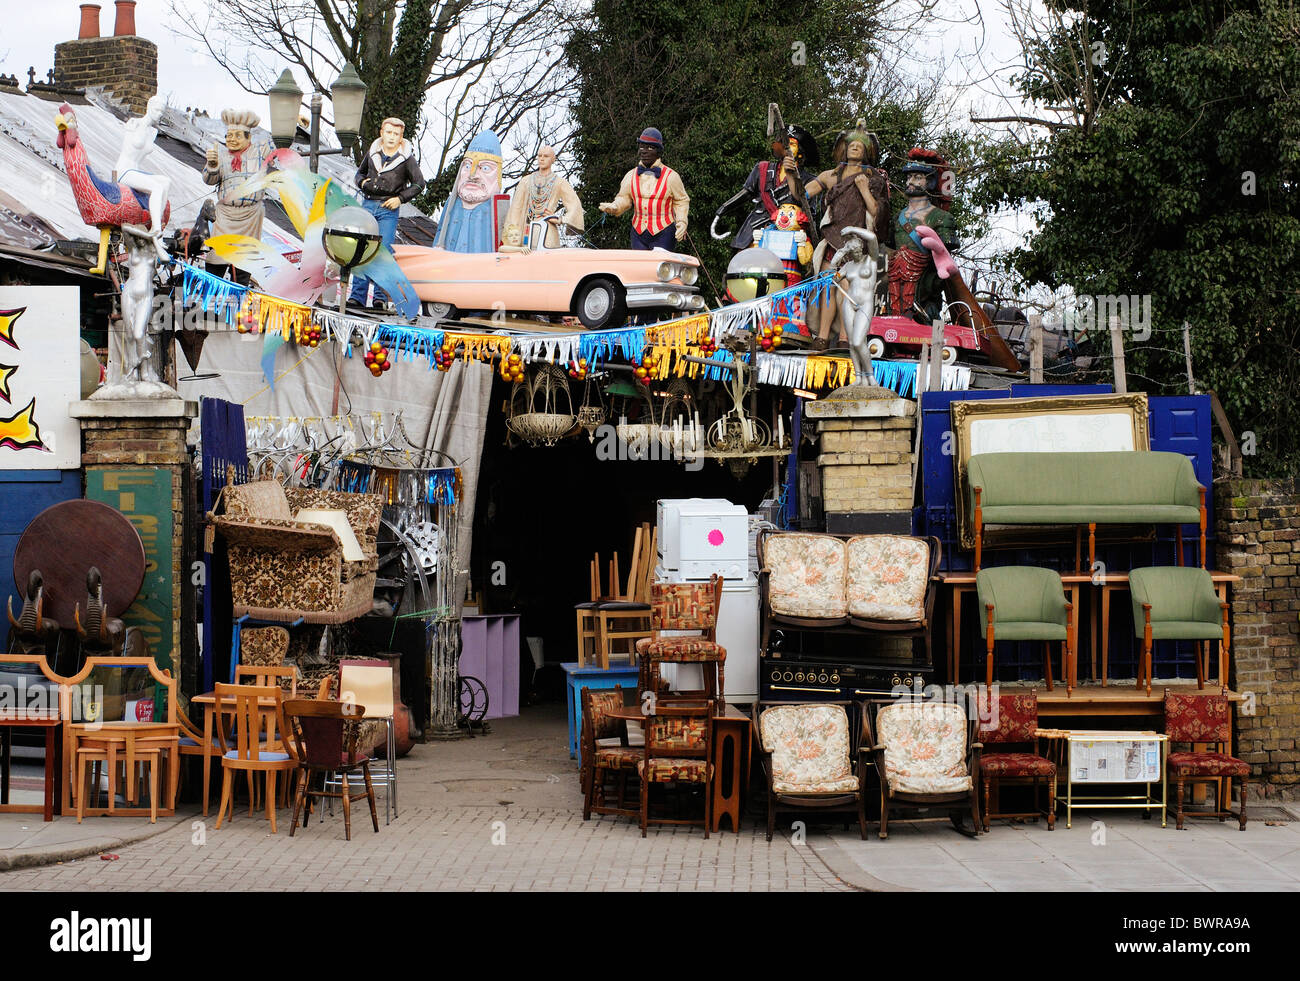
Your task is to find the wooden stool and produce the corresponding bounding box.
[76,745,161,823]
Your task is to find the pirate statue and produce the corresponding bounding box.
[786,120,891,349]
[887,147,957,323]
[599,127,690,250]
[711,120,821,252]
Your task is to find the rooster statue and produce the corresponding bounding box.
[56,101,175,395]
[55,103,171,276]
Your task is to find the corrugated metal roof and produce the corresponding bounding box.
[0,88,438,256]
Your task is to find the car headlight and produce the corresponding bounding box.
[666,292,683,307]
[657,261,675,282]
[680,265,699,286]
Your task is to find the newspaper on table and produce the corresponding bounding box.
[1068,733,1162,783]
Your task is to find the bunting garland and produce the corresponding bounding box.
[180,264,249,325]
[173,264,972,396]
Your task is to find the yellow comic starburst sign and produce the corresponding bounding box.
[0,307,25,351]
[0,399,46,452]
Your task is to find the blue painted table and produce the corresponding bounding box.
[563,661,639,759]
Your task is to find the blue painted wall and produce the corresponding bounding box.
[0,469,82,613]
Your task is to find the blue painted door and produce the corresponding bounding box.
[0,470,82,617]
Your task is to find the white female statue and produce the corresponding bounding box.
[828,225,881,388]
[114,94,171,261]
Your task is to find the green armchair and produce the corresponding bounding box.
[1129,567,1229,695]
[976,567,1074,694]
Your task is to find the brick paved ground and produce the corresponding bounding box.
[0,705,851,892]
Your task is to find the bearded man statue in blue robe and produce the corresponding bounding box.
[433,130,503,253]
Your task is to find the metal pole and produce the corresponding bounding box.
[1029,314,1044,384]
[1183,321,1195,394]
[1109,315,1127,394]
[309,92,323,174]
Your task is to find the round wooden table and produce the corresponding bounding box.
[12,499,145,627]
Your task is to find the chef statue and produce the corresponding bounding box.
[599,127,689,250]
[503,144,583,251]
[434,129,502,253]
[202,109,274,283]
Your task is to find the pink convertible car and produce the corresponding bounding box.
[392,217,706,329]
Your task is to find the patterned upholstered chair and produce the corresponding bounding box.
[1131,568,1229,695]
[209,478,382,625]
[580,685,640,820]
[638,688,714,838]
[846,535,942,662]
[754,701,868,842]
[975,690,1056,831]
[864,699,982,839]
[1164,690,1248,831]
[977,567,1074,694]
[758,533,850,641]
[635,576,726,703]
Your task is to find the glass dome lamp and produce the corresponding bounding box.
[725,248,787,302]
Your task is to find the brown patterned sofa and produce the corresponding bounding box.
[209,479,383,624]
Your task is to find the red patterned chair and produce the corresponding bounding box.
[638,690,714,837]
[1164,690,1248,831]
[754,700,868,842]
[635,576,726,704]
[975,690,1056,831]
[580,685,640,820]
[864,699,982,838]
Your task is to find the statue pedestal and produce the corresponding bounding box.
[805,386,915,535]
[71,398,199,692]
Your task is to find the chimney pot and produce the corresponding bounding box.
[113,0,137,36]
[78,4,101,39]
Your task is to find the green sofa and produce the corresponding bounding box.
[965,451,1206,571]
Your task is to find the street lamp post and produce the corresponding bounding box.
[267,63,367,173]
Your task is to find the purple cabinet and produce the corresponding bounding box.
[459,614,520,719]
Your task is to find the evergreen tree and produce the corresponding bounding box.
[972,0,1300,477]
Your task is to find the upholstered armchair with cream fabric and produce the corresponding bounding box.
[864,699,981,839]
[754,701,868,842]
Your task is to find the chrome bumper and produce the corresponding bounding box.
[624,283,706,311]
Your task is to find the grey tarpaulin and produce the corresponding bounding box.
[177,331,491,601]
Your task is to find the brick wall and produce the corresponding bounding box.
[815,411,916,515]
[80,413,190,684]
[54,36,157,115]
[1216,478,1300,797]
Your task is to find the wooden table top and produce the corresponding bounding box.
[12,499,145,625]
[191,691,281,707]
[0,713,60,726]
[940,570,1240,585]
[604,702,748,723]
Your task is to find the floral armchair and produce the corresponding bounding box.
[864,699,982,839]
[209,479,382,624]
[754,701,868,842]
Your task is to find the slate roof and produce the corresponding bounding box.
[0,86,436,256]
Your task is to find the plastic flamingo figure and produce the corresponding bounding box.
[55,102,171,274]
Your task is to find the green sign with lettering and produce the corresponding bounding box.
[85,468,174,674]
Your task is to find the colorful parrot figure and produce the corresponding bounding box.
[55,103,172,275]
[205,151,420,318]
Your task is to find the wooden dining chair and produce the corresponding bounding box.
[235,664,298,697]
[76,727,163,824]
[212,683,298,834]
[284,699,379,840]
[595,524,658,669]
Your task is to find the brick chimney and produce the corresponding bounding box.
[54,0,157,115]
